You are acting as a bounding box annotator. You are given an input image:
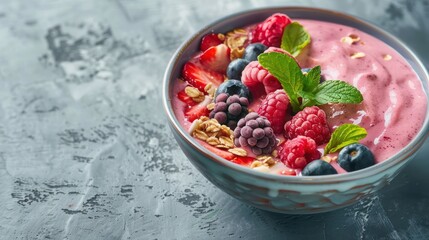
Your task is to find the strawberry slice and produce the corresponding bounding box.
[177,89,197,107]
[182,62,224,92]
[200,33,224,51]
[199,44,231,73]
[184,96,211,122]
[231,156,254,166]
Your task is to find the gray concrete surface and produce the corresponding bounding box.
[0,0,428,239]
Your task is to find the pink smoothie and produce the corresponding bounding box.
[172,19,427,175]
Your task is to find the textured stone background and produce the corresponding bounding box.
[0,0,428,239]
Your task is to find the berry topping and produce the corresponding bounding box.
[243,43,268,62]
[184,96,211,122]
[338,143,375,172]
[226,59,250,80]
[200,33,224,51]
[301,160,338,176]
[257,89,290,134]
[177,89,197,107]
[210,93,249,129]
[215,79,251,100]
[199,43,231,72]
[241,61,282,99]
[278,136,321,169]
[250,13,292,47]
[182,62,224,92]
[233,112,277,155]
[284,106,331,145]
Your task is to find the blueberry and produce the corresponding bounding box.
[302,160,338,176]
[338,143,375,172]
[226,59,250,80]
[243,43,268,62]
[215,80,251,100]
[301,68,326,82]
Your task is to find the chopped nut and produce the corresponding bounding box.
[204,83,217,98]
[207,102,215,111]
[383,54,392,61]
[192,95,205,103]
[217,33,225,41]
[206,124,221,133]
[185,86,201,98]
[341,36,353,45]
[321,155,338,163]
[219,125,232,136]
[190,117,234,151]
[216,144,230,149]
[228,148,247,156]
[350,52,366,59]
[250,160,263,168]
[219,136,234,148]
[193,130,208,141]
[200,116,210,121]
[225,28,248,60]
[272,150,278,158]
[230,47,245,60]
[341,34,360,45]
[207,136,221,146]
[263,157,276,167]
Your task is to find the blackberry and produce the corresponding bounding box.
[233,112,277,155]
[209,93,249,129]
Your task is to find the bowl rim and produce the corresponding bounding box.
[163,6,429,184]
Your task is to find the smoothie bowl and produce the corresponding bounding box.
[163,7,429,214]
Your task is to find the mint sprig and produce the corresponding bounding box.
[258,52,363,113]
[258,52,303,112]
[324,124,367,155]
[281,22,310,57]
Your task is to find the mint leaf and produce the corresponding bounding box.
[313,80,363,105]
[258,52,303,112]
[281,22,311,57]
[324,124,367,155]
[303,66,320,92]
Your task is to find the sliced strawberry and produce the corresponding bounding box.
[204,144,234,160]
[182,62,224,92]
[199,44,231,73]
[177,89,197,107]
[280,169,297,176]
[184,96,211,122]
[200,33,224,51]
[231,156,254,166]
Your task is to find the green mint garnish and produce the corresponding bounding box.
[303,65,320,92]
[313,80,363,105]
[258,52,303,112]
[258,52,363,113]
[324,124,367,155]
[280,22,310,57]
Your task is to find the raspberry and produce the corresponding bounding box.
[250,13,292,47]
[257,89,290,134]
[241,47,294,99]
[241,61,282,99]
[233,112,277,155]
[210,93,249,129]
[284,106,331,145]
[278,136,321,169]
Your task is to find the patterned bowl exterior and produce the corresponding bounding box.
[163,7,429,214]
